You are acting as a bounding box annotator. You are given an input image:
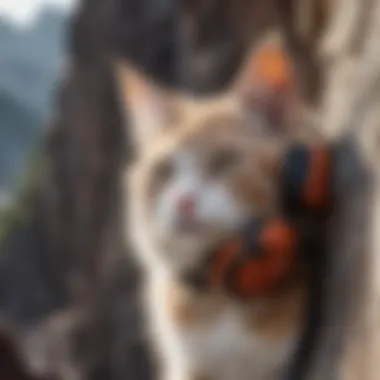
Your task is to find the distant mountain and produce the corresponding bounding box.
[0,6,69,115]
[0,91,42,191]
[0,6,69,196]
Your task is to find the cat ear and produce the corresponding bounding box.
[116,63,175,152]
[235,35,296,134]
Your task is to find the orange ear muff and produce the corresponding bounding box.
[207,219,300,299]
[200,144,333,300]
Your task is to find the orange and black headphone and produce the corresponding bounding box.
[184,143,334,299]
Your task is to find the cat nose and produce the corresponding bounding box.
[177,194,196,217]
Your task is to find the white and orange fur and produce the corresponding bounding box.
[117,38,316,380]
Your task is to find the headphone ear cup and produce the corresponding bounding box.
[282,144,310,216]
[223,219,300,299]
[282,144,333,217]
[302,146,333,215]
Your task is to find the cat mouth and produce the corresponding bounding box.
[175,219,205,234]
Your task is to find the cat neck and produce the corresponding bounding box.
[160,268,307,333]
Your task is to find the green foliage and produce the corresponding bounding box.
[0,148,46,245]
[0,89,44,246]
[0,90,41,189]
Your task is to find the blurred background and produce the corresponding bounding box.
[0,0,73,205]
[0,1,372,380]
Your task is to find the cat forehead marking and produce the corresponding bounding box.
[140,97,245,162]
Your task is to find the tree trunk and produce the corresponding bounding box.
[305,1,380,379]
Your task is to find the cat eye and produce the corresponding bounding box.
[154,159,174,184]
[209,150,239,176]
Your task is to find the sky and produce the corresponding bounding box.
[0,0,76,25]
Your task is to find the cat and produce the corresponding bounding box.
[117,37,319,380]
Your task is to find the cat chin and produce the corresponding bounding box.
[153,229,230,274]
[159,227,228,250]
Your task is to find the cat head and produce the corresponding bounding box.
[118,36,298,272]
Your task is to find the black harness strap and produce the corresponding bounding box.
[283,220,327,380]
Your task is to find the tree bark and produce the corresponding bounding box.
[305,1,380,379]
